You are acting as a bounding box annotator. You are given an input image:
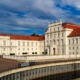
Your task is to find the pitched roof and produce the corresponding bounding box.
[0,34,11,36]
[10,35,44,41]
[62,23,80,29]
[0,33,44,41]
[68,28,80,37]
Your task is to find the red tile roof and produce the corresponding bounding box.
[0,34,44,41]
[68,28,80,37]
[10,35,44,41]
[62,23,80,29]
[0,34,11,36]
[62,23,80,37]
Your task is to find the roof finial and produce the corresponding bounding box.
[60,19,62,22]
[60,19,62,24]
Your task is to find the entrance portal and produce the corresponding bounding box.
[53,48,55,55]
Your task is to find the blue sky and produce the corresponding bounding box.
[0,0,80,35]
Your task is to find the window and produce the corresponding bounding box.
[27,48,29,51]
[18,48,20,50]
[53,40,55,44]
[76,52,78,54]
[10,42,12,46]
[3,48,5,51]
[76,46,78,50]
[62,49,64,54]
[47,40,49,45]
[18,41,20,46]
[73,47,74,50]
[32,42,33,46]
[73,39,74,44]
[62,32,64,37]
[10,48,12,51]
[69,52,71,55]
[69,47,71,50]
[57,49,59,53]
[50,40,52,44]
[76,38,78,44]
[61,39,63,45]
[69,40,70,44]
[50,33,52,38]
[73,52,74,54]
[27,42,29,46]
[3,41,6,46]
[57,39,59,45]
[50,28,51,32]
[54,28,55,31]
[58,33,59,37]
[36,42,37,46]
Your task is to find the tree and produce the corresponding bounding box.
[22,52,28,55]
[42,52,47,55]
[31,33,39,36]
[10,53,15,56]
[35,52,37,54]
[32,52,34,54]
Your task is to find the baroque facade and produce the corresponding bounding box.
[45,21,80,55]
[0,21,80,56]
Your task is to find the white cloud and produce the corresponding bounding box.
[61,0,80,9]
[32,0,54,13]
[16,16,49,28]
[31,0,68,19]
[0,0,33,12]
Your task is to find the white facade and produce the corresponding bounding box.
[45,21,76,55]
[0,36,10,55]
[68,37,80,55]
[0,35,44,56]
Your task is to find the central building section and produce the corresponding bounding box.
[45,21,72,55]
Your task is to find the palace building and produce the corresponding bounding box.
[0,34,44,55]
[0,21,80,56]
[45,21,80,55]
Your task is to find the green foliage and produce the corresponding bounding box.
[31,33,39,36]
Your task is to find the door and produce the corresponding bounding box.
[53,48,55,55]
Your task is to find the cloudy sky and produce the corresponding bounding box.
[0,0,80,35]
